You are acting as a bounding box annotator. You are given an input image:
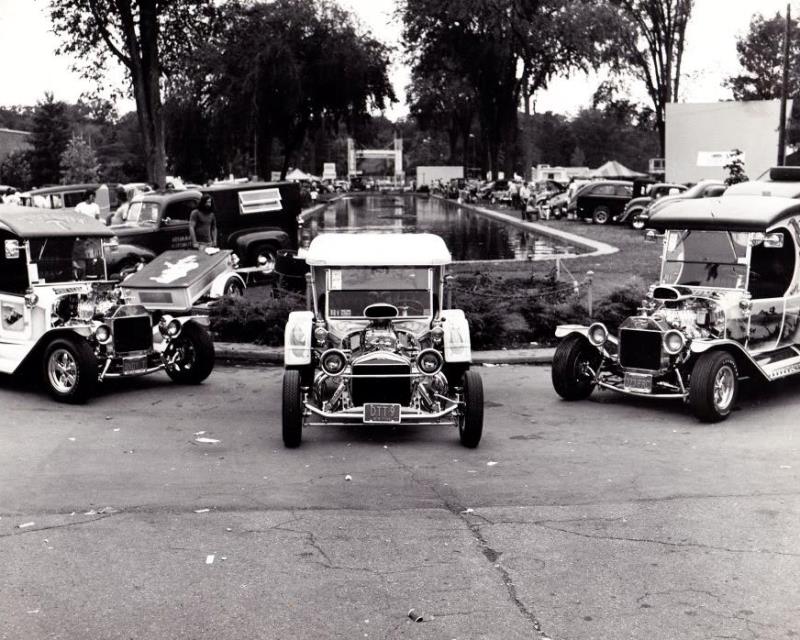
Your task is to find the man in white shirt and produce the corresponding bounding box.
[74,190,101,220]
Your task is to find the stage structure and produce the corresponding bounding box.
[347,138,403,183]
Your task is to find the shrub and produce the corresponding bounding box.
[593,278,647,332]
[210,290,305,345]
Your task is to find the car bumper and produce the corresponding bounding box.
[303,400,460,427]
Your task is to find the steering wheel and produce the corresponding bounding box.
[394,298,426,316]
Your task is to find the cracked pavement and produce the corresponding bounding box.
[0,365,798,639]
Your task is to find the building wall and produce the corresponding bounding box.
[0,128,32,163]
[665,100,786,184]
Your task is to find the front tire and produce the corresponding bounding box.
[250,243,278,272]
[552,335,600,400]
[458,370,484,448]
[223,277,245,297]
[689,351,739,422]
[42,336,98,403]
[592,206,611,225]
[165,322,215,384]
[282,369,303,448]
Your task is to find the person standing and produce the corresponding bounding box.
[189,194,218,249]
[74,190,101,220]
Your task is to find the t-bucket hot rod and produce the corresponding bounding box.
[0,207,214,403]
[552,196,800,422]
[281,233,483,447]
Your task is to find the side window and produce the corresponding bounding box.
[592,185,614,196]
[0,233,29,295]
[748,230,796,299]
[616,185,633,197]
[163,199,197,221]
[63,192,84,208]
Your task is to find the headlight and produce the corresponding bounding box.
[95,324,112,344]
[166,318,182,337]
[77,299,96,322]
[158,315,173,336]
[663,329,686,355]
[320,349,347,376]
[416,348,443,375]
[313,325,329,346]
[587,322,608,346]
[430,324,444,344]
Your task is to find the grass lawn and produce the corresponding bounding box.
[450,204,662,298]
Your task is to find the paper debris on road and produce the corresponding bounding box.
[113,428,120,432]
[461,508,474,514]
[67,437,76,442]
[194,431,206,436]
[194,508,210,513]
[407,608,431,622]
[487,461,498,466]
[195,437,220,444]
[206,554,215,565]
[17,522,35,529]
[345,474,352,481]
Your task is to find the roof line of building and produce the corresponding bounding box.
[0,128,32,136]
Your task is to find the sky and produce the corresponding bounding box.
[0,0,795,121]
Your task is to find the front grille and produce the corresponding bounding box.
[113,315,153,353]
[351,362,411,406]
[619,329,662,370]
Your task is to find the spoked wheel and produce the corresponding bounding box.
[165,322,215,384]
[223,277,245,297]
[552,335,601,400]
[458,370,484,448]
[592,206,611,225]
[282,369,303,448]
[631,215,646,230]
[689,351,739,422]
[42,337,98,403]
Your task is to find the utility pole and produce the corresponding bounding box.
[778,3,791,165]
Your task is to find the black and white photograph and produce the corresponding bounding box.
[0,0,799,637]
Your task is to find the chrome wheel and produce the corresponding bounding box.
[47,348,78,394]
[713,364,735,411]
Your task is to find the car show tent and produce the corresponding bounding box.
[590,160,647,180]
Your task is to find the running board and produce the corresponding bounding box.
[756,349,800,380]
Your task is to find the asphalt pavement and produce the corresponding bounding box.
[0,364,798,639]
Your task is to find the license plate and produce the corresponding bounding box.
[122,355,148,375]
[624,372,653,393]
[363,403,401,424]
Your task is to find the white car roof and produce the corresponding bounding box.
[306,233,451,266]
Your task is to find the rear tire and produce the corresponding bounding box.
[689,351,739,422]
[42,336,98,403]
[223,277,245,297]
[282,369,303,448]
[165,322,215,384]
[458,370,484,448]
[552,335,600,400]
[592,206,610,225]
[249,243,278,272]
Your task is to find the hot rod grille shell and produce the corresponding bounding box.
[113,316,153,353]
[619,328,662,370]
[350,362,411,406]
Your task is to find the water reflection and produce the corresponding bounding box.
[304,195,587,262]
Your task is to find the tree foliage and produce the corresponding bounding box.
[0,150,33,190]
[726,12,800,100]
[49,0,216,186]
[60,136,101,184]
[609,0,694,154]
[30,93,71,186]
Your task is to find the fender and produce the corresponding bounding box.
[207,272,246,299]
[440,309,471,363]
[105,243,157,274]
[555,324,619,358]
[15,326,95,375]
[689,339,768,380]
[285,311,314,366]
[228,230,290,256]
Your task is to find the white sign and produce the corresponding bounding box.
[322,163,337,180]
[697,151,744,167]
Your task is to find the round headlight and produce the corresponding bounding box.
[587,322,608,346]
[95,324,111,344]
[320,349,347,376]
[313,325,329,345]
[166,318,182,338]
[430,325,444,344]
[158,315,173,336]
[77,300,96,322]
[663,329,686,355]
[416,348,443,376]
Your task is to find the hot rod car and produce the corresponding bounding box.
[282,233,483,447]
[552,196,800,422]
[0,207,215,403]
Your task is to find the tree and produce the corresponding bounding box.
[60,136,101,184]
[724,149,748,185]
[30,93,71,186]
[726,12,800,100]
[610,0,694,155]
[49,0,216,187]
[0,150,33,190]
[402,0,616,179]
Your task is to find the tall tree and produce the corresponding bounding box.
[60,135,101,184]
[49,0,215,187]
[610,0,694,156]
[30,93,71,186]
[726,12,800,100]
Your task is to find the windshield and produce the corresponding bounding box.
[126,201,160,224]
[327,267,432,318]
[661,230,749,289]
[29,237,107,283]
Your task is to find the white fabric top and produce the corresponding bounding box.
[305,233,451,266]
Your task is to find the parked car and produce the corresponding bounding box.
[575,180,634,224]
[20,183,121,221]
[109,181,301,276]
[281,233,484,448]
[479,179,509,202]
[634,180,726,229]
[724,166,800,198]
[552,195,800,422]
[618,182,686,228]
[0,207,215,403]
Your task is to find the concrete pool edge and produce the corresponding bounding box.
[433,195,619,259]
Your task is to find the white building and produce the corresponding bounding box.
[665,100,788,184]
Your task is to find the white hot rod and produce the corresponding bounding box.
[282,233,484,448]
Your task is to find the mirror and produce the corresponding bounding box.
[4,239,19,259]
[764,232,785,248]
[644,230,660,243]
